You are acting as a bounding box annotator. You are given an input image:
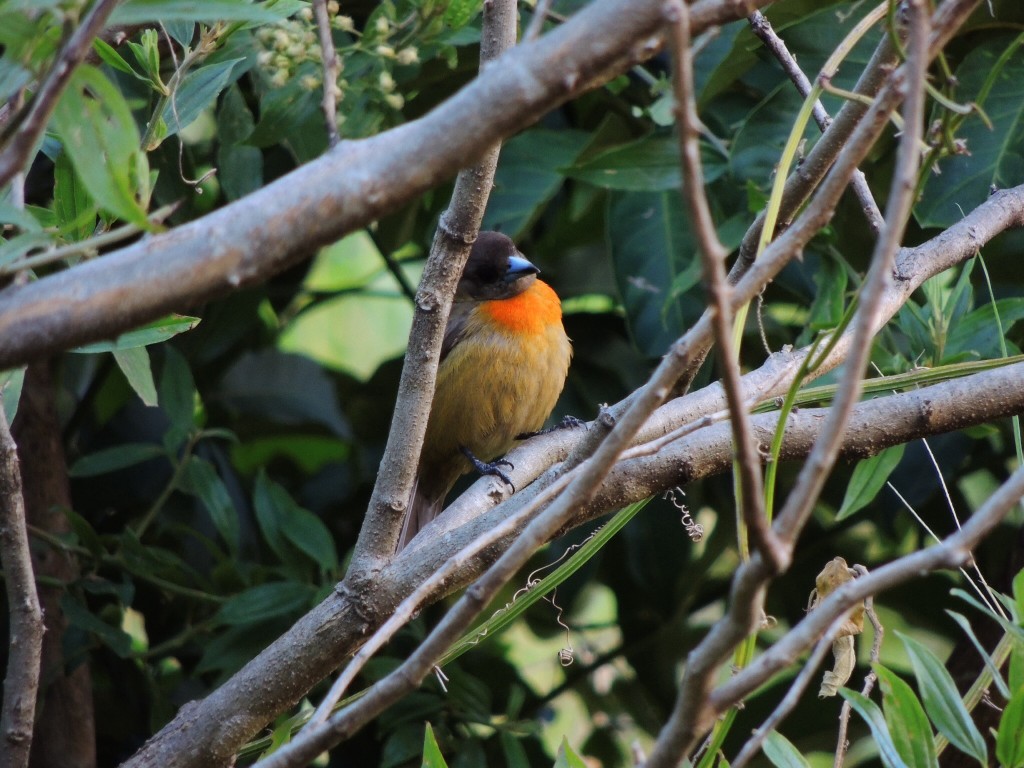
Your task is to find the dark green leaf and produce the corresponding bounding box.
[65,509,106,561]
[92,38,149,81]
[838,688,910,768]
[836,444,905,520]
[499,730,530,768]
[114,347,159,407]
[947,298,1024,361]
[216,581,315,626]
[897,631,987,764]
[246,84,319,148]
[421,723,449,768]
[111,0,289,24]
[178,456,239,552]
[51,65,149,226]
[159,347,198,449]
[607,190,700,356]
[54,150,96,241]
[874,664,938,768]
[762,730,811,768]
[60,593,133,658]
[917,34,1024,228]
[74,315,200,353]
[483,129,589,239]
[70,443,166,477]
[997,685,1024,768]
[162,58,243,137]
[253,470,338,572]
[565,134,726,191]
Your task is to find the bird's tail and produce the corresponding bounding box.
[396,476,445,552]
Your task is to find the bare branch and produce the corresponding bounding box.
[312,0,341,148]
[2,0,753,370]
[0,0,120,189]
[748,10,884,233]
[669,0,784,570]
[0,393,43,768]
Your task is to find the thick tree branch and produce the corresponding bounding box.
[0,0,771,371]
[0,394,43,768]
[0,0,120,189]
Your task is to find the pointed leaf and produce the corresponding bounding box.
[178,456,239,553]
[111,0,289,24]
[0,367,25,424]
[837,444,906,520]
[838,688,910,768]
[162,58,243,137]
[762,731,811,768]
[70,443,166,477]
[897,632,987,764]
[553,738,588,768]
[997,685,1024,768]
[216,581,315,626]
[74,315,200,353]
[114,347,158,406]
[874,664,938,768]
[52,65,149,226]
[421,723,449,768]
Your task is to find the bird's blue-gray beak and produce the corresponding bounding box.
[505,254,540,281]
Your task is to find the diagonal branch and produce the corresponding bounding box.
[0,0,121,189]
[669,0,784,570]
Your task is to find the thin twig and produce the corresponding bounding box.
[525,0,556,40]
[0,392,44,768]
[0,0,120,188]
[312,0,341,147]
[731,613,850,768]
[669,0,785,570]
[748,10,884,233]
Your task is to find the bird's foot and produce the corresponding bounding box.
[460,446,515,493]
[516,415,586,440]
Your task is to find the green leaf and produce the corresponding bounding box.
[553,737,588,768]
[253,471,338,571]
[92,38,151,83]
[762,730,811,768]
[897,631,987,765]
[946,611,1011,699]
[69,443,166,477]
[60,593,133,658]
[482,129,589,239]
[216,581,315,626]
[947,298,1024,361]
[0,367,25,425]
[917,34,1024,228]
[607,190,701,356]
[159,347,198,449]
[246,83,319,148]
[51,65,149,226]
[54,150,96,241]
[997,685,1024,768]
[421,723,449,768]
[565,134,726,191]
[874,664,939,768]
[110,0,289,24]
[836,444,905,520]
[837,688,910,768]
[162,58,243,137]
[73,315,200,353]
[499,730,530,768]
[443,0,479,28]
[114,347,158,407]
[178,456,239,553]
[1015,567,1024,623]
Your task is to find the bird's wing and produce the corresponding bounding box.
[440,301,474,363]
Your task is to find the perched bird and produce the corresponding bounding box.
[398,231,572,550]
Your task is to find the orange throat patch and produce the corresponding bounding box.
[478,280,563,335]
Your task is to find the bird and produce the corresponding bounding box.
[397,231,572,551]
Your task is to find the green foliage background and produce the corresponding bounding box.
[2,0,1024,766]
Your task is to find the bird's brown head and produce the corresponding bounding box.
[455,231,539,302]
